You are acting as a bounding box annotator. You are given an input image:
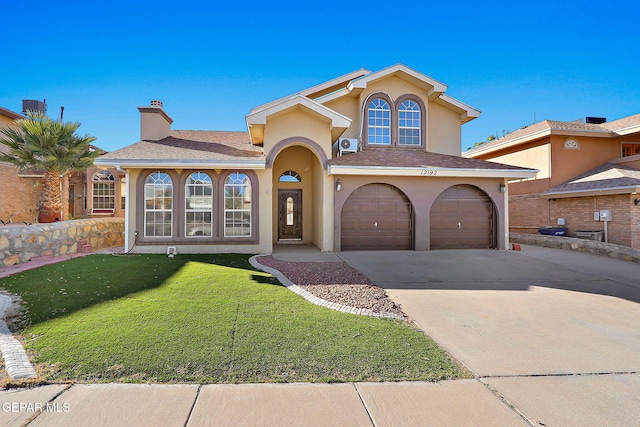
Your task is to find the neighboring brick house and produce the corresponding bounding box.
[464,114,640,249]
[95,64,536,254]
[0,105,125,222]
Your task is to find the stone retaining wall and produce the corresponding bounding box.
[510,232,640,264]
[0,218,124,266]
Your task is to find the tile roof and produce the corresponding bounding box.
[599,113,640,132]
[465,119,615,155]
[329,148,533,171]
[543,162,640,195]
[98,130,264,162]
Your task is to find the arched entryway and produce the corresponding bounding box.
[341,183,413,250]
[430,184,495,249]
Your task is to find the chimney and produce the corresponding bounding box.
[138,100,173,141]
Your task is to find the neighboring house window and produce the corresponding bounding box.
[92,171,115,209]
[367,98,391,145]
[622,143,640,157]
[279,170,301,182]
[398,99,421,146]
[185,172,213,237]
[144,172,173,237]
[224,172,251,237]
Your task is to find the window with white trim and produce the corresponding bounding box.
[92,171,115,210]
[398,99,421,145]
[185,172,213,237]
[622,143,640,157]
[224,172,251,237]
[144,172,173,237]
[367,98,391,145]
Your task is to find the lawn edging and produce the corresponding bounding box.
[249,255,404,320]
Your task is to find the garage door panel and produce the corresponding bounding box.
[430,185,495,250]
[341,184,413,250]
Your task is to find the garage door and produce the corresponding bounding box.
[430,185,495,249]
[341,183,412,250]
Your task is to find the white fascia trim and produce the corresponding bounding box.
[541,185,640,199]
[349,64,448,93]
[94,159,266,169]
[249,69,370,113]
[246,95,351,128]
[437,94,481,120]
[613,124,640,136]
[328,165,538,179]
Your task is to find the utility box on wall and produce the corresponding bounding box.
[594,210,612,222]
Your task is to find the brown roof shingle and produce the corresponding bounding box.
[98,130,264,162]
[543,162,640,195]
[329,148,533,171]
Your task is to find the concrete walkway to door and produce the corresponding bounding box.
[339,245,640,426]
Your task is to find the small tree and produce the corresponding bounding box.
[0,112,98,222]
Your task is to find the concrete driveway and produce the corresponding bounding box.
[339,245,640,426]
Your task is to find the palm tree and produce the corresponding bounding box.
[0,112,98,222]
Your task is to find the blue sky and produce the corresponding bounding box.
[1,0,638,152]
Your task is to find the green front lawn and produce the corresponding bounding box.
[0,254,464,383]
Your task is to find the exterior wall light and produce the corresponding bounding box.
[499,182,507,193]
[336,179,342,191]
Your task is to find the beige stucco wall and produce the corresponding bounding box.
[263,109,333,159]
[323,96,360,140]
[491,143,551,180]
[427,102,462,155]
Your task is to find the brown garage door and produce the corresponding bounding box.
[341,183,413,250]
[430,185,495,249]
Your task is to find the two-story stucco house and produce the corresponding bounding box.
[95,64,536,254]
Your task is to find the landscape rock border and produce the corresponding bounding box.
[249,255,405,320]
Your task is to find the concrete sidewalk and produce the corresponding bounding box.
[0,380,527,427]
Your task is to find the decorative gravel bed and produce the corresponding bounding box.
[256,256,405,318]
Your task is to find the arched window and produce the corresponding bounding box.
[144,172,173,237]
[224,172,251,237]
[92,171,115,210]
[185,172,212,237]
[279,170,301,182]
[367,98,391,145]
[398,99,421,146]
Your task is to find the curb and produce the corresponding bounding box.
[249,255,404,320]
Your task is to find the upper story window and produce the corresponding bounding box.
[279,170,301,182]
[363,94,425,148]
[144,171,173,237]
[185,172,213,237]
[398,99,421,146]
[92,171,115,209]
[622,143,640,157]
[224,172,251,237]
[367,98,391,145]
